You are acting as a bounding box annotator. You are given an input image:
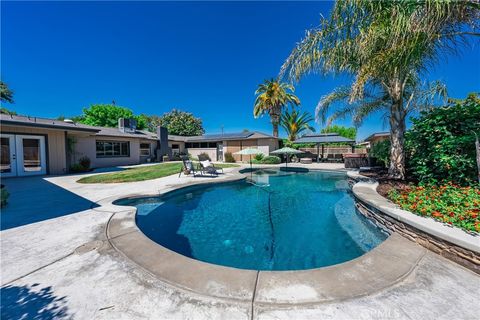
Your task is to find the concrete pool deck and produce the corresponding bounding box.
[1,163,479,319]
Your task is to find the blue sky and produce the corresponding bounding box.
[2,1,479,140]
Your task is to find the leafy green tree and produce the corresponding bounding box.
[254,79,300,137]
[0,81,14,104]
[139,114,162,132]
[369,140,391,167]
[320,125,356,140]
[157,109,204,136]
[280,110,315,141]
[281,0,479,179]
[406,93,480,185]
[79,104,146,129]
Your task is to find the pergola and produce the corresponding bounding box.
[293,133,356,163]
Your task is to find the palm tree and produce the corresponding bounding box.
[253,79,300,137]
[281,110,315,141]
[280,0,479,179]
[0,81,14,104]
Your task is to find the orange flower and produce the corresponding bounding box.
[432,211,442,218]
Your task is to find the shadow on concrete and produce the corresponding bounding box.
[1,284,69,320]
[1,177,99,231]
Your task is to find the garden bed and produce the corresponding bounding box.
[360,171,480,233]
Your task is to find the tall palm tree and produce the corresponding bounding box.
[281,110,315,141]
[280,0,479,179]
[253,79,300,137]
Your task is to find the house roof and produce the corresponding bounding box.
[95,127,157,140]
[167,134,189,142]
[293,133,355,144]
[363,132,390,142]
[168,131,277,142]
[0,114,100,133]
[0,113,276,142]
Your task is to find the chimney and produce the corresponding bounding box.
[156,126,171,161]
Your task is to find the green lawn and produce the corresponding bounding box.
[77,162,239,184]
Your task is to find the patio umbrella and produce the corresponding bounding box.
[271,147,303,169]
[234,148,262,178]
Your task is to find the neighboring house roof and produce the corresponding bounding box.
[293,133,355,144]
[363,132,390,142]
[0,114,100,133]
[168,131,277,142]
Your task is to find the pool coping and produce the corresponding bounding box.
[105,167,427,305]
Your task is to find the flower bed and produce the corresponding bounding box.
[388,183,480,233]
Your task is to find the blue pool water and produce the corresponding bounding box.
[115,169,388,270]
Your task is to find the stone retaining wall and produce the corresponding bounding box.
[349,176,480,274]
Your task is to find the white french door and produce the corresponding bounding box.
[0,134,47,177]
[1,134,17,177]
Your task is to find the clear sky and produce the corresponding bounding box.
[2,1,479,140]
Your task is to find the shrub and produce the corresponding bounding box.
[368,140,390,167]
[170,154,182,161]
[261,155,281,164]
[389,183,480,233]
[1,185,9,207]
[70,163,86,173]
[406,93,480,185]
[254,153,264,161]
[224,152,236,163]
[78,156,91,170]
[198,152,211,161]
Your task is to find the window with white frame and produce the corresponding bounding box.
[140,143,151,156]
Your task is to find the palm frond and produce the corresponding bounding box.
[315,86,351,124]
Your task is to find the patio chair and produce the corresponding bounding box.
[179,157,198,178]
[334,153,344,163]
[326,154,336,163]
[199,160,223,176]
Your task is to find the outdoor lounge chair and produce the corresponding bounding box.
[199,160,223,176]
[179,157,198,177]
[299,158,312,164]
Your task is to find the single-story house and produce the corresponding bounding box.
[167,131,278,162]
[358,132,390,149]
[0,114,278,177]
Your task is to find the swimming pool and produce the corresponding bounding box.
[115,169,388,271]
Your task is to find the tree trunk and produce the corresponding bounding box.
[388,100,407,180]
[270,110,281,138]
[272,123,279,138]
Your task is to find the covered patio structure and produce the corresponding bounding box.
[293,133,356,163]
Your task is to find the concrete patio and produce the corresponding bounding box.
[1,164,479,319]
